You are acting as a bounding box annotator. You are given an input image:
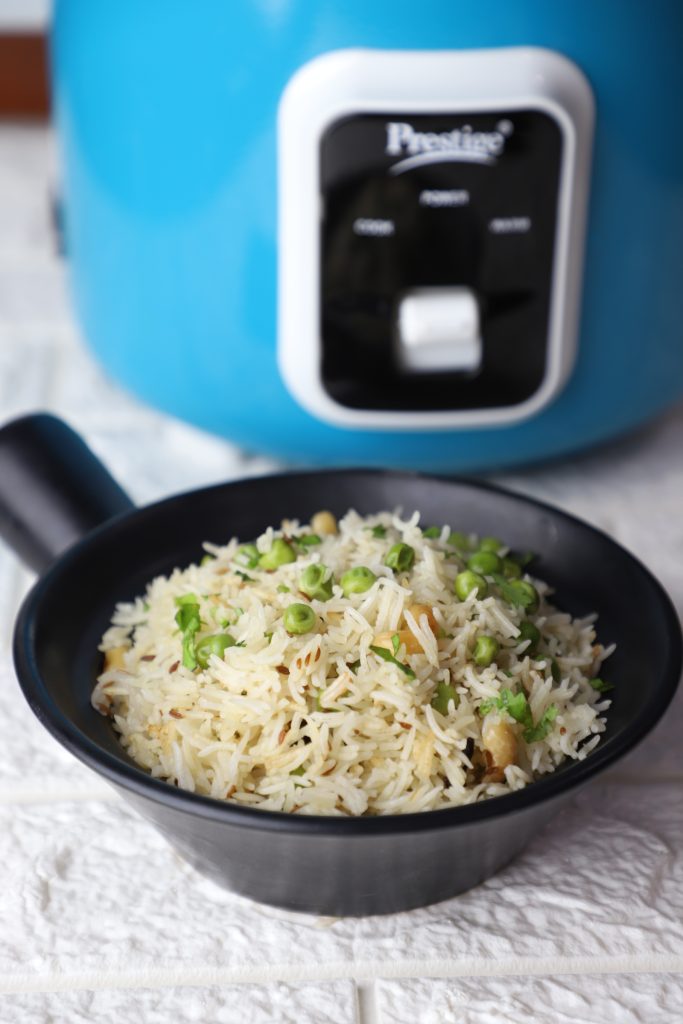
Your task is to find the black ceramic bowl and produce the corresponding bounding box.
[1,415,681,916]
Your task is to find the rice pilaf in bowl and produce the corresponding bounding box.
[93,508,614,816]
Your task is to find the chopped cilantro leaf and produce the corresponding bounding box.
[235,571,253,582]
[499,688,532,727]
[367,525,387,538]
[314,688,341,713]
[220,607,243,628]
[297,534,322,547]
[181,634,197,670]
[174,604,200,632]
[235,543,260,569]
[447,531,470,551]
[589,677,614,693]
[370,645,416,679]
[422,526,442,539]
[491,574,525,606]
[477,687,558,744]
[174,596,201,670]
[523,705,558,743]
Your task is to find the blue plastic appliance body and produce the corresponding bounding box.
[51,0,683,470]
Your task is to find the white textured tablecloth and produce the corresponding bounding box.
[0,125,682,1023]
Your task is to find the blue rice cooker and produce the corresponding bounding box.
[51,0,683,470]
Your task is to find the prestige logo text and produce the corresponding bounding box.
[385,120,512,174]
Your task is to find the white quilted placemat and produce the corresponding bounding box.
[0,125,682,1023]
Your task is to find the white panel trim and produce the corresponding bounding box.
[278,47,594,431]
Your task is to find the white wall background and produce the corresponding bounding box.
[0,0,50,30]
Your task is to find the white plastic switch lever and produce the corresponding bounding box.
[397,287,482,373]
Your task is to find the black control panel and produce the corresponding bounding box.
[320,110,563,412]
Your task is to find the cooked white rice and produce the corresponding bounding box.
[92,509,613,816]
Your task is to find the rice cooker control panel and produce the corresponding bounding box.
[279,49,594,430]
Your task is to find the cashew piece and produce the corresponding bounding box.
[103,646,128,671]
[406,603,438,633]
[310,510,338,535]
[481,714,517,770]
[373,629,423,655]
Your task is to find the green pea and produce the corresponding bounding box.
[196,633,236,669]
[447,531,470,551]
[507,579,540,613]
[340,566,376,596]
[454,570,488,601]
[473,635,499,667]
[283,602,317,635]
[467,550,502,575]
[298,534,321,547]
[502,557,522,579]
[236,543,259,569]
[518,620,540,654]
[479,536,504,553]
[259,538,297,571]
[385,543,415,572]
[299,563,334,601]
[431,681,460,716]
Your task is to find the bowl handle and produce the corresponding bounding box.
[0,413,134,574]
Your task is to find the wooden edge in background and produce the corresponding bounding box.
[0,33,49,119]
